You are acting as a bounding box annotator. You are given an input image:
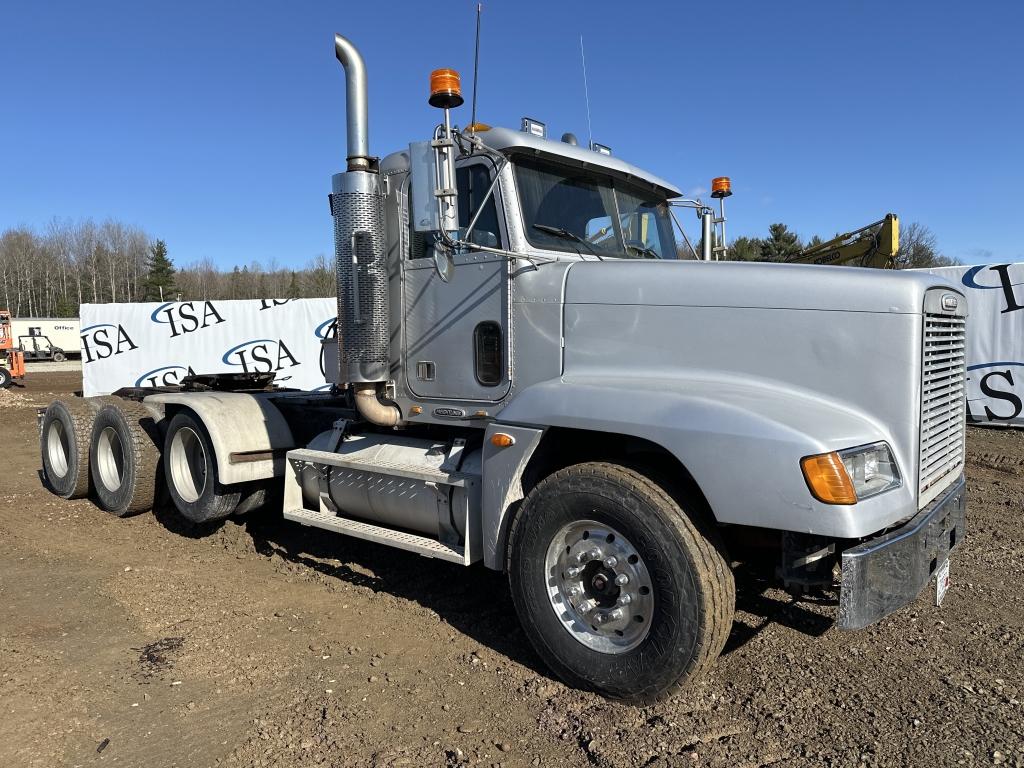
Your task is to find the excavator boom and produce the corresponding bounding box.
[787,213,899,269]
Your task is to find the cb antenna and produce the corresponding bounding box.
[580,35,593,149]
[470,3,483,133]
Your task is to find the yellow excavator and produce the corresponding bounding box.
[786,213,899,269]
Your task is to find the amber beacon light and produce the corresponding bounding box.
[711,176,732,199]
[429,69,464,109]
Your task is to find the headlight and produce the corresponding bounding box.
[801,442,901,505]
[840,442,901,500]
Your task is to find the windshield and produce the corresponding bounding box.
[514,155,678,259]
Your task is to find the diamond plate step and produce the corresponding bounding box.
[283,507,468,565]
[287,448,472,486]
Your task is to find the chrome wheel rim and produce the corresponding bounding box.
[544,519,654,653]
[96,426,125,491]
[169,426,207,503]
[46,420,70,478]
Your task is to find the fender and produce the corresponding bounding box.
[491,374,919,544]
[143,392,295,484]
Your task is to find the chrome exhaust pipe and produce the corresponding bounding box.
[334,33,370,170]
[330,34,402,427]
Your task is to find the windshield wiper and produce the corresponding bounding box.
[532,224,605,260]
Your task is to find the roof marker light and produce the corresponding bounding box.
[521,117,547,138]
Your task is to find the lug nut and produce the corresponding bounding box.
[566,566,581,578]
[614,573,629,586]
[593,612,607,625]
[568,585,582,598]
[603,556,618,568]
[587,548,602,561]
[618,594,632,605]
[609,609,624,621]
[578,599,596,614]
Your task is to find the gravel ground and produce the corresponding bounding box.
[1,373,1021,768]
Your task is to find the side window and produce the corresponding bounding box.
[457,164,502,248]
[473,321,503,385]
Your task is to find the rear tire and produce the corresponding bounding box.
[163,411,242,523]
[40,398,108,499]
[508,462,735,702]
[89,401,161,516]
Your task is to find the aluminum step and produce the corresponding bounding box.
[283,507,468,565]
[287,448,472,487]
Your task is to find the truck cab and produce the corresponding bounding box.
[39,34,968,701]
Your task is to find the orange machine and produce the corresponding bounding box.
[0,309,26,388]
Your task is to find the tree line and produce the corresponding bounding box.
[1,216,957,319]
[0,218,334,318]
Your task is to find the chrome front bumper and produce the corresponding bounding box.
[837,476,966,630]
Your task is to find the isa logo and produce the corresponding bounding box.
[151,301,226,338]
[967,363,1024,423]
[259,299,295,310]
[314,317,337,378]
[222,339,300,374]
[962,265,1024,314]
[80,323,138,364]
[134,365,197,388]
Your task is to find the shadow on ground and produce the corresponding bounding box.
[146,505,840,672]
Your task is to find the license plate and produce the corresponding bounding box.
[935,558,950,606]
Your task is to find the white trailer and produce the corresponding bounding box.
[12,317,81,360]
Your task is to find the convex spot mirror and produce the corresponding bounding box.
[432,246,455,283]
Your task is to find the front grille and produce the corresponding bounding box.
[919,312,967,506]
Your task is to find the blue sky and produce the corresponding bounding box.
[2,1,1021,268]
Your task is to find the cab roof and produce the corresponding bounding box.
[477,126,682,199]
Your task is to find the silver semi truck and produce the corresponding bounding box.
[39,34,967,701]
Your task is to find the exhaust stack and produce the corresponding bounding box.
[334,34,370,171]
[331,34,401,426]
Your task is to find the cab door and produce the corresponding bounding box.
[402,158,511,402]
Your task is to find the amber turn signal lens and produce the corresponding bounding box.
[429,68,464,109]
[801,452,857,505]
[490,433,515,448]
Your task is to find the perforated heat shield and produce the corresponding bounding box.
[331,171,389,383]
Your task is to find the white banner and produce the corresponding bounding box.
[919,263,1024,426]
[80,298,337,396]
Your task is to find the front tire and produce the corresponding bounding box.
[0,367,12,389]
[89,401,161,516]
[163,411,242,524]
[508,462,735,702]
[52,350,67,362]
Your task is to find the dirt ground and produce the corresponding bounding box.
[1,372,1021,768]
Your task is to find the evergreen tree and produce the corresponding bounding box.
[142,239,176,301]
[728,236,763,262]
[759,223,802,262]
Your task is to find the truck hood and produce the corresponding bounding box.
[563,260,956,314]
